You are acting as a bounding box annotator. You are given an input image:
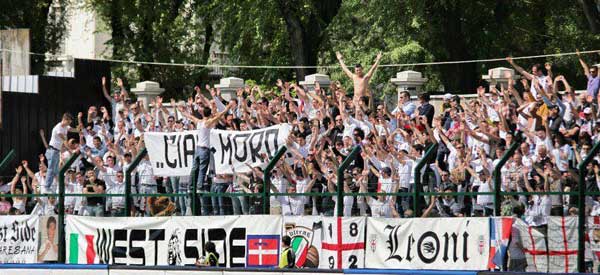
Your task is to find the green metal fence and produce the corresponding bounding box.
[1,143,600,272]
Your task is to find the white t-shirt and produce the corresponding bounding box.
[49,123,70,149]
[368,198,392,218]
[108,183,125,209]
[397,160,413,189]
[530,75,549,98]
[197,121,211,148]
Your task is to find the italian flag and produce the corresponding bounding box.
[68,233,96,264]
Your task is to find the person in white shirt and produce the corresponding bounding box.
[358,170,394,218]
[278,164,318,216]
[45,113,74,193]
[506,57,550,99]
[524,171,551,229]
[137,156,157,216]
[108,171,126,216]
[179,100,234,216]
[466,163,494,217]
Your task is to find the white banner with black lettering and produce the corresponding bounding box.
[66,215,282,267]
[211,123,292,174]
[365,217,489,270]
[145,130,201,176]
[0,214,39,263]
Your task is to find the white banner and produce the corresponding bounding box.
[321,217,365,269]
[145,124,292,176]
[66,215,282,267]
[211,124,292,174]
[365,217,489,270]
[145,129,200,176]
[515,216,579,273]
[282,216,323,268]
[0,214,39,263]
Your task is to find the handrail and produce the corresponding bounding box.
[57,151,80,263]
[493,131,523,215]
[336,146,361,217]
[190,160,198,215]
[125,148,147,217]
[0,149,15,174]
[577,141,600,272]
[262,146,287,214]
[413,143,438,217]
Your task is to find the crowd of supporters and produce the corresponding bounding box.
[1,52,600,228]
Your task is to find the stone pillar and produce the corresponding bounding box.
[214,77,244,101]
[130,81,165,109]
[482,67,519,87]
[299,73,331,92]
[390,70,427,100]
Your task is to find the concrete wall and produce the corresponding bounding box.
[0,29,30,75]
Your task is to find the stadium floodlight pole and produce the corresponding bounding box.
[262,146,287,214]
[125,148,147,217]
[58,151,80,263]
[577,141,600,272]
[413,143,438,217]
[493,131,523,215]
[337,146,361,217]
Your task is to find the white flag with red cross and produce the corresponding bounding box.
[320,217,365,269]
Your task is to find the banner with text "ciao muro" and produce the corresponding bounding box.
[66,215,282,267]
[144,124,292,176]
[365,217,490,270]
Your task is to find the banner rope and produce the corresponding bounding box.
[1,48,600,69]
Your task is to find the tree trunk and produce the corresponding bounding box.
[579,0,600,34]
[201,22,214,65]
[277,0,342,81]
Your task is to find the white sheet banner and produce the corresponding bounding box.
[145,130,201,176]
[66,215,282,267]
[515,216,578,273]
[321,217,365,269]
[211,124,292,174]
[365,217,489,270]
[0,214,39,263]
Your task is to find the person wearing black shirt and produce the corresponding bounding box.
[417,93,435,126]
[83,169,106,216]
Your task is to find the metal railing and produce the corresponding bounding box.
[2,143,600,272]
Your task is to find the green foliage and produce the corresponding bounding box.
[26,0,598,100]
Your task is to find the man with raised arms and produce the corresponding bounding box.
[336,51,383,107]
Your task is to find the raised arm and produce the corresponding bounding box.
[336,51,354,79]
[506,57,533,80]
[101,77,113,102]
[117,78,129,99]
[364,52,383,80]
[10,166,22,194]
[576,49,591,77]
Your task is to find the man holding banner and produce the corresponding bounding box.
[178,100,235,215]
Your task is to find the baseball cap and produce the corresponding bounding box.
[584,107,592,114]
[444,93,453,101]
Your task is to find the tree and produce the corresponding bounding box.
[88,0,217,99]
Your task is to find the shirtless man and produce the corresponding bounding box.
[336,51,382,106]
